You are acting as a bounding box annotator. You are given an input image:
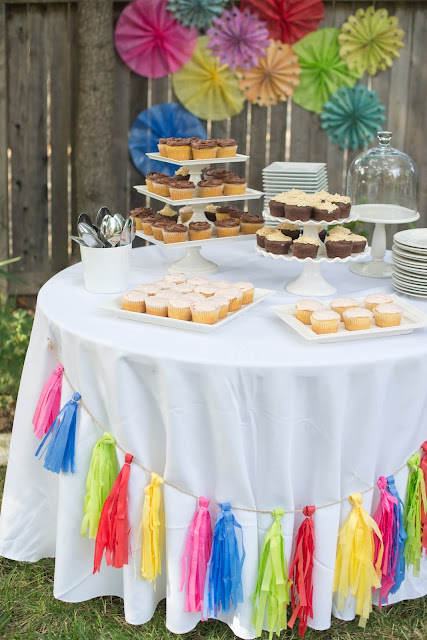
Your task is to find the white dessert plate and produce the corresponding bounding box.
[133,185,263,206]
[393,267,427,282]
[392,255,427,271]
[392,283,427,299]
[146,152,249,166]
[99,288,275,334]
[392,245,427,261]
[136,230,255,248]
[393,241,427,255]
[392,274,427,290]
[394,229,427,250]
[263,162,326,173]
[271,295,427,343]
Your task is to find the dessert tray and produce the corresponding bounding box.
[134,185,264,207]
[263,211,356,226]
[99,287,275,334]
[136,230,254,248]
[271,295,427,343]
[146,152,249,166]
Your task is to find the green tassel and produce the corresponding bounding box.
[403,452,427,576]
[252,509,290,639]
[81,432,119,539]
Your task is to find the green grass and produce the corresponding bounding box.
[0,466,426,640]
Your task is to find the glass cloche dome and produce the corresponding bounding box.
[347,131,418,221]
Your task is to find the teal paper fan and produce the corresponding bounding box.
[320,85,386,150]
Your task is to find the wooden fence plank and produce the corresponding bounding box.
[128,73,149,213]
[247,104,267,213]
[0,4,8,295]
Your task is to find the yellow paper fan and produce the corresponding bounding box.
[339,6,404,76]
[237,40,301,107]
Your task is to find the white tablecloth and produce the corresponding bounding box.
[1,241,427,636]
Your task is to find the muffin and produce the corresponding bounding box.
[186,276,209,286]
[325,236,353,259]
[218,287,243,311]
[145,296,169,317]
[168,180,196,200]
[240,213,264,235]
[166,138,192,160]
[215,138,237,157]
[197,179,223,198]
[313,201,340,222]
[142,214,162,235]
[214,218,240,237]
[295,299,326,325]
[343,308,373,331]
[158,138,168,157]
[364,293,393,311]
[158,204,179,223]
[292,236,320,259]
[277,221,300,240]
[373,303,403,327]
[269,200,285,217]
[204,203,219,222]
[152,176,171,197]
[204,168,231,180]
[130,206,154,230]
[179,205,193,223]
[168,298,192,321]
[216,205,242,221]
[348,233,367,253]
[256,227,273,248]
[191,138,218,159]
[121,290,147,313]
[234,281,255,304]
[189,221,212,241]
[264,233,292,255]
[310,310,341,335]
[152,219,174,241]
[211,295,229,318]
[330,297,359,319]
[163,273,187,284]
[162,223,188,243]
[222,174,246,196]
[191,300,220,324]
[145,172,161,192]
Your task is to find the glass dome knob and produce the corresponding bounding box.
[377,131,392,145]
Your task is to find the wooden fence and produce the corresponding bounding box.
[0,0,426,294]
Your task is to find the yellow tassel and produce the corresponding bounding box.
[333,493,383,628]
[139,472,164,585]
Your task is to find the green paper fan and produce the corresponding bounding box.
[292,28,360,114]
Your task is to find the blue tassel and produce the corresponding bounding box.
[387,475,407,594]
[35,392,81,474]
[203,502,245,619]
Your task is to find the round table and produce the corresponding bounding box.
[1,241,427,637]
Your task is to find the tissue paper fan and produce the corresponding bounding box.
[172,37,245,121]
[128,103,207,176]
[339,6,405,76]
[114,0,197,79]
[167,0,227,30]
[321,85,386,150]
[237,41,301,106]
[292,28,360,114]
[241,0,324,45]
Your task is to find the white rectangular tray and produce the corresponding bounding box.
[146,152,249,166]
[136,230,254,248]
[133,185,263,206]
[99,288,275,333]
[271,295,427,343]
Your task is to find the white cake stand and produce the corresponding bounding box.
[349,204,420,278]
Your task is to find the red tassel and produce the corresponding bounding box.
[420,442,427,553]
[93,453,133,572]
[288,506,315,639]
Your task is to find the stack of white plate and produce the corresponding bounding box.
[392,229,427,298]
[263,162,328,209]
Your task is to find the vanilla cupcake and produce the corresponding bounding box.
[310,310,341,335]
[121,290,147,313]
[222,174,246,196]
[234,281,255,304]
[135,283,161,296]
[186,276,210,286]
[152,279,176,290]
[218,287,243,311]
[212,295,229,318]
[152,176,171,197]
[179,205,194,224]
[168,298,192,321]
[158,138,168,157]
[163,273,187,284]
[364,293,393,311]
[373,303,402,327]
[166,138,192,160]
[212,280,232,288]
[185,292,205,302]
[162,223,188,244]
[216,138,237,157]
[145,296,169,317]
[174,283,195,294]
[343,308,373,331]
[330,297,359,319]
[295,299,325,325]
[191,138,218,159]
[188,221,212,241]
[197,179,223,198]
[195,284,218,298]
[191,300,220,324]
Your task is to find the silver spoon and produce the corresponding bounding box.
[114,213,126,230]
[78,222,106,247]
[120,217,132,246]
[101,215,122,247]
[78,212,94,228]
[96,206,111,229]
[70,235,88,247]
[81,232,104,248]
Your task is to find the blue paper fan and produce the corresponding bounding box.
[128,102,207,176]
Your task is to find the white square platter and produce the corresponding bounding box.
[263,162,326,173]
[99,288,275,333]
[146,152,249,166]
[133,185,263,206]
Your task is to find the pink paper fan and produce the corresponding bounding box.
[115,0,198,79]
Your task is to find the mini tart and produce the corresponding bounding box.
[269,200,285,217]
[325,236,353,259]
[214,218,240,237]
[373,303,402,327]
[141,214,162,235]
[264,233,292,255]
[145,296,169,317]
[191,300,220,324]
[197,179,223,198]
[215,138,237,158]
[163,273,187,284]
[256,226,272,248]
[330,297,359,319]
[168,298,192,321]
[234,281,255,304]
[152,177,171,197]
[348,233,367,253]
[295,299,325,325]
[121,290,147,313]
[219,286,243,311]
[166,139,192,160]
[364,293,393,311]
[292,236,320,259]
[310,310,341,335]
[191,139,218,159]
[162,223,188,244]
[277,221,300,240]
[158,138,168,157]
[186,276,209,286]
[222,174,246,196]
[188,221,212,241]
[168,180,196,200]
[342,308,373,331]
[211,295,229,318]
[194,284,218,298]
[240,213,264,235]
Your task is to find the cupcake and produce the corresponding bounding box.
[191,138,218,159]
[256,227,273,248]
[328,226,351,236]
[166,138,192,160]
[152,219,174,241]
[222,173,247,196]
[265,233,292,255]
[211,295,229,318]
[215,138,237,157]
[145,296,169,317]
[121,290,147,313]
[318,226,327,243]
[174,283,195,294]
[134,283,161,296]
[327,194,351,218]
[312,201,340,222]
[364,293,393,311]
[179,205,194,223]
[191,300,220,324]
[158,138,168,157]
[163,273,187,284]
[197,179,223,198]
[295,299,326,325]
[292,236,320,259]
[269,200,285,217]
[130,206,154,230]
[348,233,367,253]
[162,223,188,244]
[142,214,162,235]
[168,180,196,200]
[325,236,353,258]
[285,201,312,222]
[173,167,191,181]
[310,310,341,335]
[204,168,231,180]
[158,204,179,223]
[343,308,373,331]
[204,203,219,222]
[145,172,161,192]
[151,279,176,290]
[185,292,205,302]
[188,221,212,241]
[234,281,255,304]
[240,213,264,235]
[218,287,243,311]
[214,218,240,237]
[373,303,402,327]
[330,297,359,319]
[152,176,171,197]
[168,298,192,321]
[187,276,209,286]
[216,205,242,221]
[277,221,300,240]
[195,284,218,298]
[212,280,232,289]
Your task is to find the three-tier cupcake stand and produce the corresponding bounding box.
[134,152,263,274]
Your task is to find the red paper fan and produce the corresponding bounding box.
[241,0,324,45]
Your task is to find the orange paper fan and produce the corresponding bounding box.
[237,41,300,106]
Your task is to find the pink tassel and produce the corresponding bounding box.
[288,506,315,638]
[32,364,64,438]
[373,476,398,608]
[421,442,427,553]
[180,497,212,617]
